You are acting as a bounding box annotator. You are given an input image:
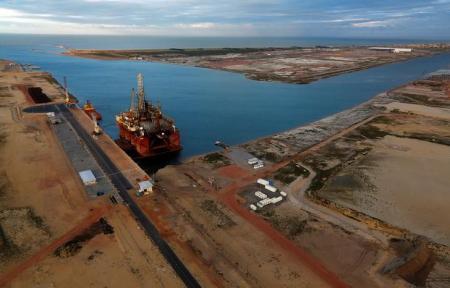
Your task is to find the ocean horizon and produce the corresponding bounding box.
[1,34,449,50]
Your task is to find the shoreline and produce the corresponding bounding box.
[2,54,450,287]
[64,44,450,85]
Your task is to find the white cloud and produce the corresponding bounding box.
[352,20,393,28]
[175,22,216,29]
[292,18,368,24]
[0,1,449,37]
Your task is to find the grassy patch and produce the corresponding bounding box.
[260,210,310,238]
[252,151,280,162]
[400,133,450,146]
[203,152,230,168]
[372,115,398,125]
[27,209,49,232]
[54,218,113,258]
[0,225,20,259]
[357,125,388,139]
[400,93,446,106]
[274,162,310,184]
[308,165,340,193]
[200,200,235,228]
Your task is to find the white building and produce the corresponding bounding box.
[368,47,412,53]
[79,170,96,186]
[393,48,412,53]
[138,180,153,194]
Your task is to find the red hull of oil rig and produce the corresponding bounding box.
[116,74,182,158]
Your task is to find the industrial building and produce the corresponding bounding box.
[79,170,96,186]
[368,47,412,53]
[138,180,153,195]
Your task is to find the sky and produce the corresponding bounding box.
[0,0,449,39]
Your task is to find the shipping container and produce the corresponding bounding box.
[265,185,277,193]
[257,178,270,186]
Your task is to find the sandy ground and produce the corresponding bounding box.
[153,74,450,287]
[0,63,91,272]
[301,79,450,286]
[155,165,331,288]
[0,60,182,287]
[321,135,450,246]
[381,102,450,120]
[3,58,450,287]
[65,44,449,84]
[10,206,183,288]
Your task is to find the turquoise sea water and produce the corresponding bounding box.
[1,35,449,160]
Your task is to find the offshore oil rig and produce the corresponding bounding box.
[115,74,182,158]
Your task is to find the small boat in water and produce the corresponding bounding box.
[83,100,102,121]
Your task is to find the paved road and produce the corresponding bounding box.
[56,104,201,288]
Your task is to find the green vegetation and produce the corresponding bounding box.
[308,166,338,192]
[274,162,310,184]
[357,125,388,139]
[200,200,235,228]
[54,218,113,258]
[203,152,230,168]
[27,209,49,232]
[372,115,398,125]
[0,225,19,258]
[401,133,450,146]
[0,180,7,197]
[0,132,6,145]
[401,93,446,107]
[250,150,280,162]
[260,210,310,238]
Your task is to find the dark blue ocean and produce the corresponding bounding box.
[1,35,449,159]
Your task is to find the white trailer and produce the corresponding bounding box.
[271,196,283,204]
[265,185,277,193]
[253,163,264,169]
[255,191,267,199]
[257,178,269,186]
[256,198,272,208]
